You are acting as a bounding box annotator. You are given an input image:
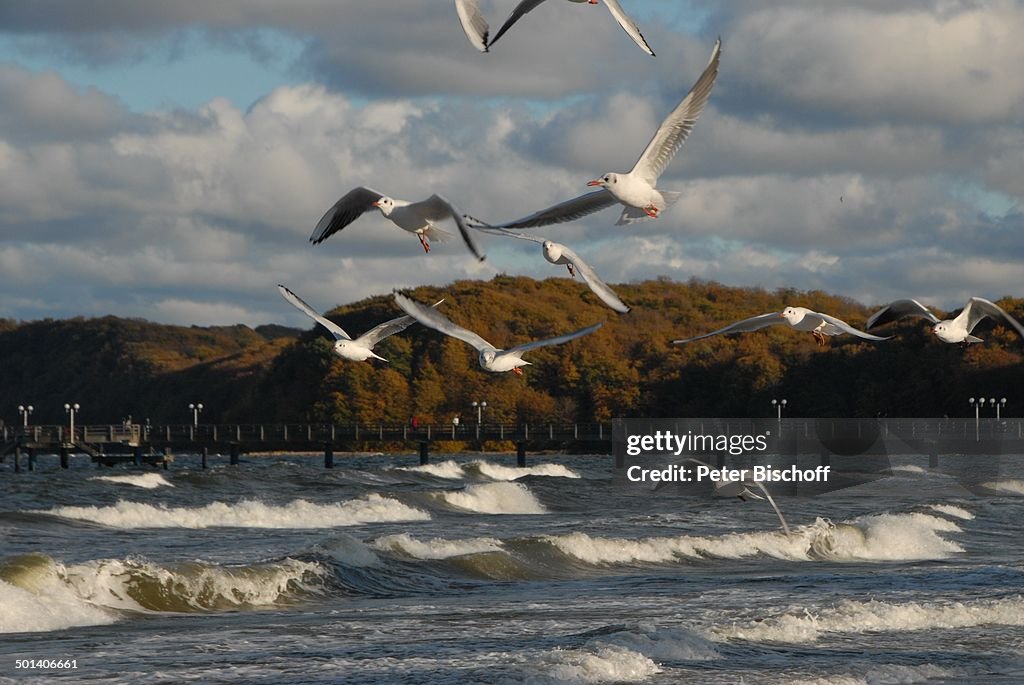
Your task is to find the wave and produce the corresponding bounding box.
[437,482,547,515]
[0,552,326,633]
[90,473,174,489]
[372,533,504,560]
[714,595,1024,644]
[468,461,581,481]
[544,511,962,566]
[40,494,430,529]
[978,479,1024,495]
[784,663,960,685]
[925,503,974,520]
[396,460,466,480]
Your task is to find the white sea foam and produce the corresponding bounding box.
[925,503,974,520]
[91,473,174,489]
[890,464,928,475]
[0,576,117,634]
[534,645,661,683]
[42,494,430,529]
[598,626,719,662]
[978,479,1024,495]
[784,663,959,685]
[311,534,382,568]
[545,511,962,566]
[372,533,504,559]
[472,461,581,481]
[396,460,466,479]
[439,482,547,515]
[715,595,1024,644]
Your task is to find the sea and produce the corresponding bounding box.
[1,452,1023,684]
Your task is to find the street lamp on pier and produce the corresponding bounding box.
[17,404,33,428]
[189,403,204,427]
[771,399,787,421]
[64,403,80,441]
[472,400,488,425]
[995,397,1007,420]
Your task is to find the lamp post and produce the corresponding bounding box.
[189,403,204,427]
[64,403,80,441]
[995,397,1007,420]
[771,398,787,421]
[969,397,985,439]
[472,400,487,439]
[17,404,33,428]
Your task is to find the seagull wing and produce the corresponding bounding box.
[671,311,784,344]
[407,194,486,261]
[866,299,939,329]
[356,299,445,348]
[393,293,495,352]
[310,186,384,245]
[507,322,603,355]
[816,312,892,341]
[488,0,549,49]
[963,297,1024,337]
[277,285,351,341]
[630,38,721,186]
[602,0,655,56]
[556,243,630,313]
[476,226,546,244]
[488,189,619,229]
[455,0,489,52]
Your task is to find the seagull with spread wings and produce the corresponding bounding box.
[310,187,485,261]
[477,38,720,229]
[672,306,890,347]
[278,285,441,362]
[867,297,1024,345]
[394,293,601,376]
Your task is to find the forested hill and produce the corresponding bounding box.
[2,277,1022,425]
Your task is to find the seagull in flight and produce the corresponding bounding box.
[477,38,720,229]
[310,187,485,261]
[394,293,601,376]
[486,0,655,57]
[672,306,890,347]
[477,227,630,313]
[278,285,441,362]
[867,297,1024,345]
[455,0,489,52]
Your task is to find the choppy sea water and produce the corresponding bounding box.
[1,453,1023,684]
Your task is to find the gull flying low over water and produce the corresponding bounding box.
[672,307,890,347]
[310,187,485,261]
[486,0,655,57]
[867,297,1024,345]
[477,38,720,229]
[394,293,601,376]
[278,285,441,362]
[477,227,630,313]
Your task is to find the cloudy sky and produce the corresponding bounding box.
[1,0,1021,327]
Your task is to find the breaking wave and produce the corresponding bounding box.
[90,473,174,489]
[397,459,580,481]
[437,482,547,515]
[372,533,504,560]
[978,479,1024,495]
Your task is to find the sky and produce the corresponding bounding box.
[0,0,1022,328]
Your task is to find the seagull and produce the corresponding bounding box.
[455,0,489,52]
[477,38,719,230]
[672,306,890,347]
[394,293,601,376]
[310,187,485,261]
[477,227,630,313]
[278,285,441,362]
[867,297,1024,345]
[488,0,655,57]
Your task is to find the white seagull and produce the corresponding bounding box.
[394,293,601,376]
[672,306,890,347]
[278,285,440,362]
[310,187,485,261]
[487,0,655,57]
[478,227,630,313]
[455,0,489,52]
[867,297,1024,345]
[481,38,720,229]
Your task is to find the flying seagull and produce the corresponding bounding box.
[672,306,890,347]
[867,297,1024,345]
[278,285,441,362]
[488,0,655,57]
[476,38,719,229]
[455,0,489,52]
[310,187,485,261]
[394,293,601,376]
[477,227,630,313]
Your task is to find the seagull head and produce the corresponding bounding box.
[372,196,395,216]
[479,349,496,368]
[542,240,562,263]
[932,321,957,343]
[780,307,803,325]
[587,173,618,189]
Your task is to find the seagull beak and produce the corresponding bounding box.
[778,313,786,318]
[586,180,602,187]
[371,201,380,208]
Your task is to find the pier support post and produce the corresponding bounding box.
[201,447,209,469]
[28,448,36,471]
[60,447,69,470]
[13,446,20,473]
[516,441,526,468]
[819,450,830,468]
[929,451,938,469]
[419,441,429,465]
[133,445,142,467]
[229,442,240,466]
[324,442,334,469]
